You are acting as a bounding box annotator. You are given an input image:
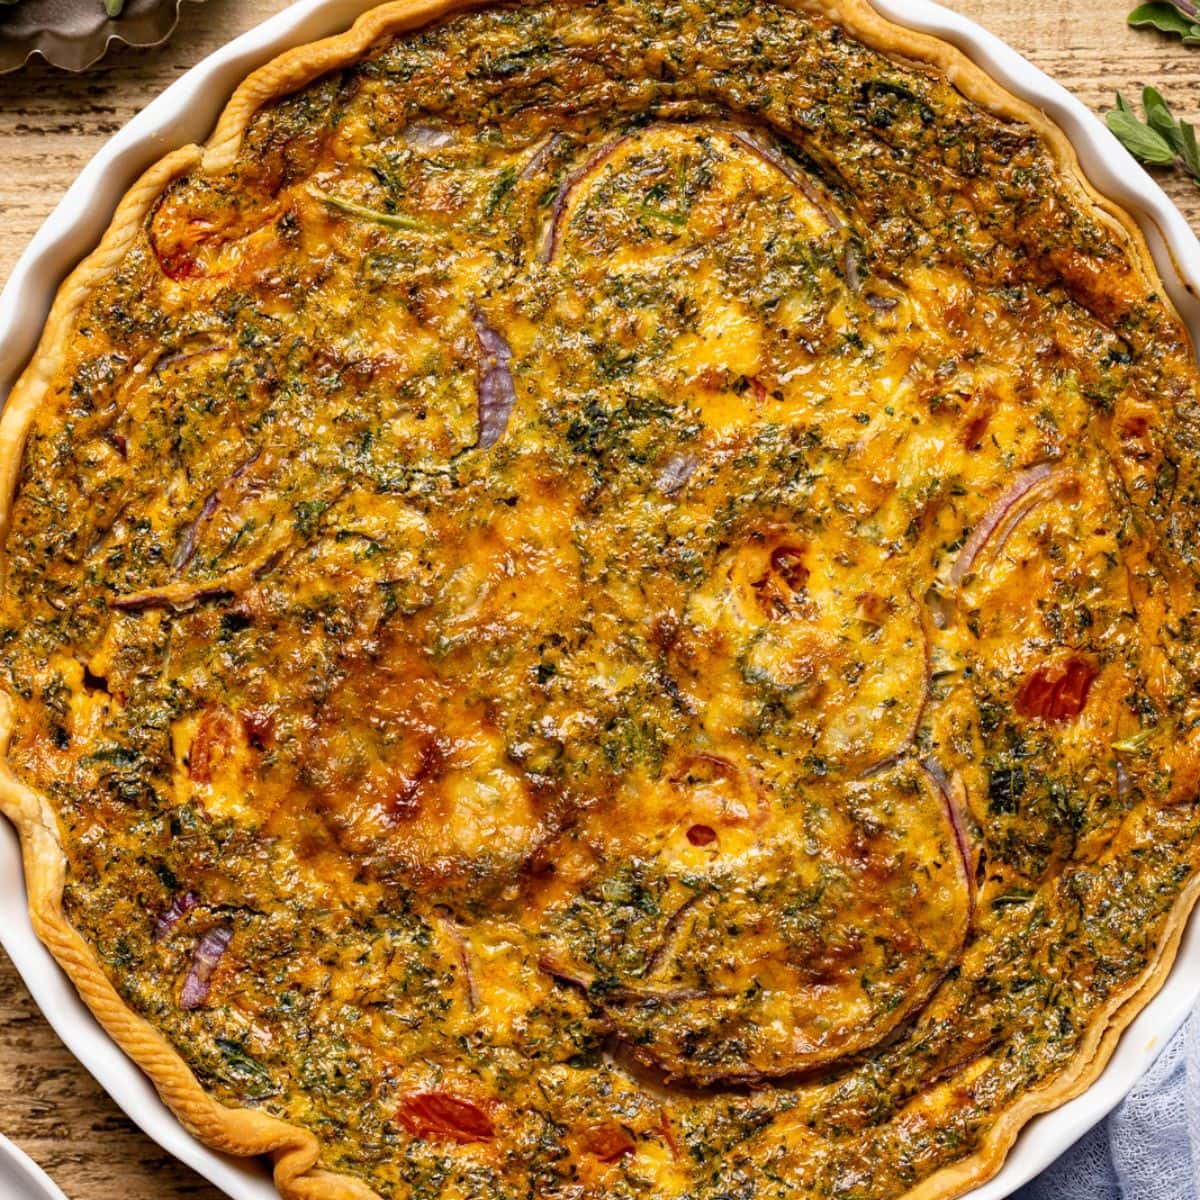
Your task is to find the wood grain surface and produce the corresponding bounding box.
[0,1,1198,1197]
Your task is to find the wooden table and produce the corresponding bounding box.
[0,0,1197,1195]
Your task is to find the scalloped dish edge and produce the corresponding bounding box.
[0,0,203,76]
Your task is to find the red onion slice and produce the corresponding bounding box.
[538,953,591,991]
[180,925,232,1010]
[519,131,564,181]
[172,448,262,572]
[542,125,840,264]
[154,890,198,942]
[540,136,626,263]
[1115,759,1131,804]
[843,244,863,294]
[540,952,726,1004]
[436,913,479,1011]
[728,129,843,231]
[472,308,517,449]
[538,954,704,1002]
[988,472,1075,563]
[154,342,230,374]
[921,759,975,911]
[656,452,698,494]
[843,246,899,310]
[171,493,220,572]
[641,891,706,977]
[403,122,457,149]
[111,581,231,612]
[113,525,291,612]
[858,600,931,778]
[948,463,1057,586]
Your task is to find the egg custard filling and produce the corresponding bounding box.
[2,0,1200,1197]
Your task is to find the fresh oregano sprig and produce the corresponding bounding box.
[1107,87,1200,184]
[1128,0,1200,42]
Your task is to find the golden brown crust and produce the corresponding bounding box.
[0,2,1195,1199]
[903,867,1200,1200]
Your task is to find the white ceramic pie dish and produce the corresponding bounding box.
[0,2,1198,1198]
[0,1133,69,1200]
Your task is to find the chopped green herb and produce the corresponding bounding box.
[1112,726,1160,753]
[308,186,433,232]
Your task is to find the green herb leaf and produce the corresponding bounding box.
[482,165,517,218]
[308,186,432,232]
[1107,87,1200,186]
[1112,727,1161,753]
[1104,87,1200,183]
[1143,86,1184,149]
[1128,1,1200,39]
[638,203,688,228]
[214,1038,277,1100]
[1149,85,1200,175]
[1107,105,1179,165]
[1180,117,1200,175]
[103,0,125,15]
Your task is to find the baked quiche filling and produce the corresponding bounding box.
[3,0,1200,1195]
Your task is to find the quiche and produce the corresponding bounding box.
[2,0,1200,1196]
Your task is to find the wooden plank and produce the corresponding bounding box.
[0,1,1195,1196]
[0,947,228,1198]
[952,0,1200,226]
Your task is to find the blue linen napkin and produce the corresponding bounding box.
[1014,1009,1199,1200]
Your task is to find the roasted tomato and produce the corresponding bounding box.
[580,1122,636,1163]
[1015,658,1097,724]
[396,1092,494,1143]
[187,705,243,783]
